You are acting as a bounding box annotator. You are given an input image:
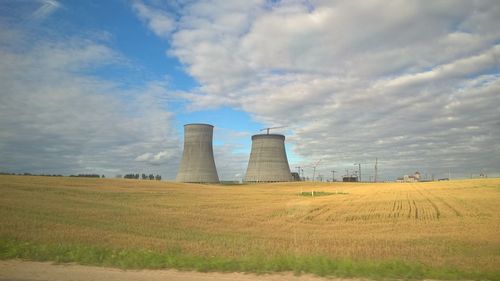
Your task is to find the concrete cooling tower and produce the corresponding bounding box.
[244,134,293,182]
[176,124,219,183]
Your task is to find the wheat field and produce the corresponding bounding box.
[0,175,499,276]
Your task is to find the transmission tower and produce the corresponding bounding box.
[296,166,304,181]
[311,159,322,182]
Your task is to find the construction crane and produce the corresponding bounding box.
[260,126,287,134]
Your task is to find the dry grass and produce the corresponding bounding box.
[0,175,499,274]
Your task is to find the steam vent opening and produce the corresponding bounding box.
[176,123,219,183]
[244,134,293,183]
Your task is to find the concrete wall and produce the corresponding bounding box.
[244,134,293,182]
[176,124,219,183]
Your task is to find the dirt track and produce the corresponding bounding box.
[0,260,350,281]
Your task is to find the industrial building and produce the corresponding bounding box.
[244,133,293,182]
[396,171,421,183]
[176,123,219,183]
[343,176,358,182]
[291,172,301,181]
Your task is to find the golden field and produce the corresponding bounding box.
[0,175,499,274]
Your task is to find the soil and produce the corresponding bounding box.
[0,260,356,281]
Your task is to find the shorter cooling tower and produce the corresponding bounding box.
[244,134,293,182]
[176,123,219,183]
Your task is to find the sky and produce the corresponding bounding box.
[0,0,499,181]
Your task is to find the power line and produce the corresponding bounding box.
[354,162,369,182]
[295,166,304,181]
[312,159,322,182]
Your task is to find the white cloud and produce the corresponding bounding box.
[0,0,498,181]
[132,1,175,38]
[0,26,181,178]
[383,45,500,88]
[135,149,177,164]
[214,143,248,181]
[31,0,60,20]
[135,153,153,162]
[139,0,500,179]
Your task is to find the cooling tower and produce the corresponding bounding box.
[244,134,293,182]
[176,124,219,183]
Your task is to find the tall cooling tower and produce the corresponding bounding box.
[244,134,293,182]
[176,124,219,183]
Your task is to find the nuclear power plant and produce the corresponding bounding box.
[244,133,293,182]
[176,123,219,183]
[175,123,293,184]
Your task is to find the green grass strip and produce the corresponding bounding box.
[1,238,498,280]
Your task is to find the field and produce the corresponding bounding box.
[1,175,499,279]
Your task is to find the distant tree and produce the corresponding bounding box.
[76,174,99,178]
[142,174,147,180]
[148,174,154,180]
[155,175,161,181]
[116,174,122,178]
[101,175,105,178]
[123,173,141,179]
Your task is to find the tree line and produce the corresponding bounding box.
[120,174,161,180]
[0,172,63,177]
[1,172,162,180]
[69,174,102,178]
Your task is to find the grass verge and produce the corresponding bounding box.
[1,238,498,280]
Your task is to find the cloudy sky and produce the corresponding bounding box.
[1,0,499,181]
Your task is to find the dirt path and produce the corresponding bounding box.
[0,260,355,281]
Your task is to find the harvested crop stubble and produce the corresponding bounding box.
[0,176,499,278]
